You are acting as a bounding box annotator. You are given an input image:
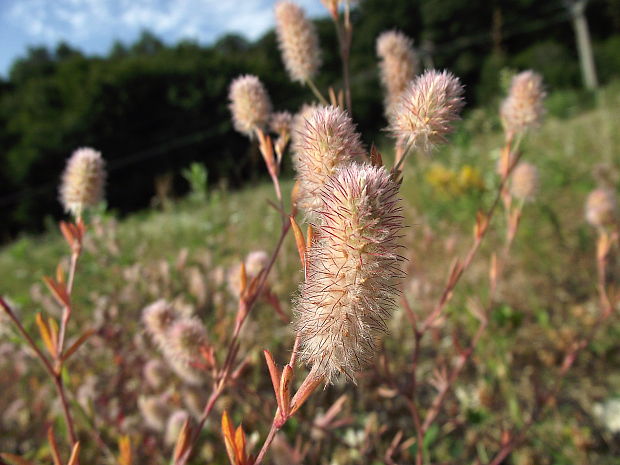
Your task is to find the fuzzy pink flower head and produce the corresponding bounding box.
[138,395,169,432]
[142,299,179,345]
[389,70,465,153]
[143,359,168,389]
[500,70,546,136]
[269,111,294,135]
[293,105,366,219]
[295,163,405,382]
[275,1,321,83]
[510,162,539,201]
[245,250,270,277]
[60,147,106,218]
[585,188,618,229]
[166,318,208,363]
[228,75,272,137]
[376,30,419,116]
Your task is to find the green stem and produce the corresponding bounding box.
[306,78,329,105]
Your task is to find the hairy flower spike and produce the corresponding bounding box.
[228,75,272,137]
[142,301,207,385]
[585,188,618,229]
[510,162,539,201]
[293,106,366,218]
[294,163,405,382]
[376,30,419,116]
[389,70,465,153]
[143,359,168,389]
[275,1,321,83]
[138,395,169,432]
[166,318,208,364]
[291,103,323,148]
[142,299,179,346]
[60,147,106,218]
[500,70,546,136]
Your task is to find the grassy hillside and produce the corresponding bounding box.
[1,82,619,464]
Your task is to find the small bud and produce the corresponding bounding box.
[388,70,465,153]
[294,163,405,382]
[269,111,293,135]
[585,188,618,229]
[228,75,272,138]
[275,1,321,83]
[500,70,546,136]
[510,162,539,201]
[60,147,106,218]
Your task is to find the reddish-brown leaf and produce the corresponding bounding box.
[263,350,282,409]
[35,313,56,358]
[221,411,238,465]
[290,216,306,270]
[47,427,62,465]
[62,329,95,362]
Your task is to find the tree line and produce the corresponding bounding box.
[1,0,619,240]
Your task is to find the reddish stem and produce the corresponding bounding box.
[0,297,78,448]
[174,221,291,465]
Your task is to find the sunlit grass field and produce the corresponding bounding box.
[1,82,619,464]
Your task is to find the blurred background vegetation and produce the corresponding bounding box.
[1,0,620,241]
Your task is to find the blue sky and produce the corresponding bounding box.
[0,0,326,77]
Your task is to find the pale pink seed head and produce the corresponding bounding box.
[585,188,618,229]
[142,299,179,345]
[228,75,272,137]
[376,30,419,116]
[167,358,205,386]
[60,147,106,218]
[388,70,465,153]
[165,410,190,446]
[275,1,321,83]
[143,359,169,389]
[295,163,405,383]
[245,250,270,277]
[293,105,366,219]
[138,395,169,432]
[269,111,293,135]
[166,318,208,363]
[500,70,546,136]
[510,162,539,201]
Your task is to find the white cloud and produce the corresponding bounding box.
[6,0,327,50]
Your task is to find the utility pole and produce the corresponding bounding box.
[565,0,599,90]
